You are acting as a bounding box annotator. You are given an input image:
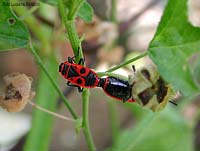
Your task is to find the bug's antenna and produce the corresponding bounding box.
[169,101,177,106]
[132,65,136,73]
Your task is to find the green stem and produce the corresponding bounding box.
[69,0,84,20]
[58,0,96,150]
[82,90,96,151]
[111,0,117,22]
[106,51,148,72]
[58,0,69,21]
[29,43,78,119]
[65,21,81,57]
[97,72,128,81]
[108,101,120,145]
[58,0,83,62]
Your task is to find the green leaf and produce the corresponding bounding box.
[77,1,93,22]
[148,0,200,96]
[108,107,193,151]
[23,56,58,151]
[40,0,57,6]
[0,0,29,50]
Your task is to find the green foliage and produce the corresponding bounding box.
[0,1,68,151]
[41,0,93,22]
[0,0,29,50]
[24,56,58,151]
[0,0,199,151]
[77,1,93,22]
[148,0,200,96]
[107,0,199,150]
[107,107,193,151]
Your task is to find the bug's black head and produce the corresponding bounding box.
[59,62,70,76]
[59,63,64,72]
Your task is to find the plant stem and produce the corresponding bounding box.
[58,0,84,62]
[65,21,81,57]
[106,51,148,72]
[68,0,84,20]
[82,90,96,151]
[97,72,128,81]
[28,101,75,122]
[29,43,78,119]
[107,100,120,145]
[111,0,117,22]
[58,0,96,150]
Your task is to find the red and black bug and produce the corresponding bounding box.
[98,76,135,103]
[59,54,136,103]
[59,56,100,92]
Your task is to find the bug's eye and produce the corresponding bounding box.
[59,63,64,72]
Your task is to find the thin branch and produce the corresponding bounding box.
[82,90,96,151]
[97,72,128,81]
[111,0,117,22]
[106,51,148,72]
[107,101,120,145]
[28,101,75,122]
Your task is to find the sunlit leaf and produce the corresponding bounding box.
[148,0,200,96]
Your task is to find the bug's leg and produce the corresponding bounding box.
[66,81,84,93]
[68,57,76,63]
[75,46,85,65]
[68,47,85,65]
[169,101,177,106]
[66,81,78,87]
[67,46,81,63]
[78,58,85,65]
[72,49,79,59]
[67,81,73,86]
[78,87,84,92]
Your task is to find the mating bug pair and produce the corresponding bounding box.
[59,55,135,103]
[59,53,177,110]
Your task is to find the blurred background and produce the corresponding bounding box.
[0,0,200,151]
